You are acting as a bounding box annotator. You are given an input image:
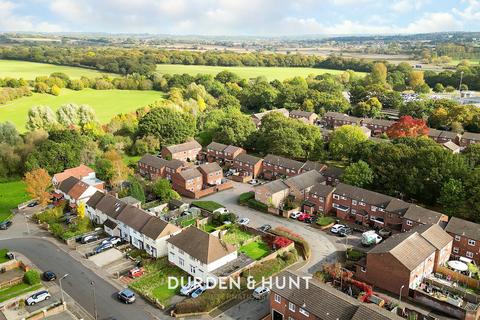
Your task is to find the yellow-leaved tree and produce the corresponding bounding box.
[24,168,52,206]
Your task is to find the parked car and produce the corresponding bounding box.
[42,271,57,281]
[304,216,318,224]
[101,236,121,246]
[180,280,202,296]
[191,285,207,298]
[117,288,136,304]
[213,207,229,215]
[338,227,352,237]
[378,228,392,238]
[361,230,383,247]
[0,220,12,230]
[238,218,250,225]
[128,267,144,278]
[81,234,99,244]
[258,224,272,232]
[223,220,232,225]
[330,224,346,234]
[26,290,51,305]
[297,213,313,222]
[27,201,39,208]
[253,286,270,299]
[94,242,113,254]
[289,211,302,219]
[249,179,259,185]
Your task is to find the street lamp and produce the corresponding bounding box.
[59,274,69,305]
[90,281,98,320]
[399,284,405,304]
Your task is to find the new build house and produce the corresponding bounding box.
[289,110,318,125]
[172,168,203,193]
[445,217,480,264]
[303,184,335,214]
[161,140,202,162]
[166,227,237,282]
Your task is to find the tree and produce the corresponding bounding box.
[77,202,86,219]
[438,179,465,215]
[24,169,51,206]
[370,62,387,84]
[352,97,382,118]
[77,105,97,126]
[132,135,160,155]
[128,176,146,203]
[101,150,132,187]
[26,106,58,131]
[433,83,445,93]
[0,122,21,146]
[409,70,425,89]
[463,143,480,168]
[50,85,61,96]
[26,140,82,174]
[386,116,429,139]
[212,113,256,147]
[152,178,180,202]
[138,106,196,145]
[329,125,368,159]
[95,158,115,183]
[56,104,79,127]
[341,160,374,188]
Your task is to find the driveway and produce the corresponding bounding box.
[185,181,340,275]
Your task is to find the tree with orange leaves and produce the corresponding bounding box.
[24,168,52,206]
[386,116,429,139]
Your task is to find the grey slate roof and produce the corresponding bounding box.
[302,161,326,172]
[198,162,222,174]
[178,168,202,180]
[116,205,152,233]
[235,153,263,165]
[138,154,166,169]
[95,194,127,219]
[384,198,410,215]
[415,224,453,250]
[322,166,344,179]
[285,170,325,191]
[259,179,289,194]
[86,191,105,208]
[264,154,304,171]
[206,141,227,152]
[445,217,480,241]
[223,145,243,155]
[164,140,201,154]
[461,131,480,141]
[290,110,316,118]
[140,216,180,240]
[403,205,443,225]
[58,176,80,194]
[333,183,394,208]
[309,183,335,197]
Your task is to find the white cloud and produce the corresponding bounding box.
[0,0,62,32]
[400,12,463,33]
[391,0,429,13]
[453,0,480,20]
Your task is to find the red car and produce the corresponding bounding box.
[128,267,144,278]
[297,213,313,222]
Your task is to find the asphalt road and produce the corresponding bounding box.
[0,238,164,320]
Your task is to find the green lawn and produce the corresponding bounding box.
[191,201,224,212]
[0,59,116,80]
[156,64,366,81]
[122,155,141,166]
[316,216,335,227]
[0,180,28,222]
[0,282,42,303]
[0,88,164,131]
[0,248,9,263]
[222,227,253,246]
[240,240,271,260]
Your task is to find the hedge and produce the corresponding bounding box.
[23,270,40,285]
[246,199,268,212]
[238,192,254,205]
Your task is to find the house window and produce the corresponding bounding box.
[468,239,476,246]
[190,265,196,273]
[289,302,296,312]
[453,247,459,254]
[467,251,474,258]
[274,294,281,303]
[359,202,365,206]
[299,308,309,317]
[371,206,377,212]
[352,200,357,205]
[406,220,413,226]
[333,194,340,200]
[179,257,184,266]
[455,235,461,242]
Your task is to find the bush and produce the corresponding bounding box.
[271,227,311,259]
[23,270,40,285]
[238,192,254,205]
[346,248,366,262]
[246,199,268,212]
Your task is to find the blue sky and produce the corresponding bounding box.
[0,0,479,35]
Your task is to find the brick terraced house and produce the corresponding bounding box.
[232,153,263,178]
[137,154,184,180]
[303,184,335,214]
[459,131,480,147]
[172,168,203,193]
[206,141,228,162]
[161,140,202,162]
[289,110,318,125]
[198,162,223,186]
[263,154,305,180]
[254,180,290,209]
[284,170,325,201]
[445,217,480,264]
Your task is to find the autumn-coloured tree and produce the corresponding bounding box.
[386,116,429,139]
[102,149,132,187]
[77,202,86,219]
[24,168,52,206]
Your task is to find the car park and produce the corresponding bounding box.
[330,224,346,234]
[258,224,272,232]
[128,267,144,278]
[238,218,250,225]
[94,242,113,254]
[289,211,302,219]
[81,234,99,244]
[0,220,12,230]
[117,288,136,304]
[253,286,270,299]
[42,271,57,281]
[191,285,206,298]
[101,236,121,246]
[26,290,51,305]
[338,227,352,237]
[180,280,202,296]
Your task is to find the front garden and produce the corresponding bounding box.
[0,269,42,303]
[191,201,224,212]
[0,248,10,263]
[129,257,188,307]
[239,240,271,260]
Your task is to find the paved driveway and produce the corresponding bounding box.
[185,181,340,275]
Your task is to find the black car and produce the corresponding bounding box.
[338,227,352,237]
[0,220,12,230]
[42,271,57,281]
[304,216,318,224]
[258,224,272,232]
[27,201,39,208]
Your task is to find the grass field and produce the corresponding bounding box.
[0,59,115,79]
[0,88,164,131]
[156,64,366,80]
[0,180,28,222]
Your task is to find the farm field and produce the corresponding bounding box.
[0,88,164,131]
[0,180,28,222]
[0,59,115,79]
[156,64,366,80]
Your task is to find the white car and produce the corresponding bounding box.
[180,280,202,296]
[253,286,270,299]
[26,290,51,305]
[249,179,259,185]
[289,211,302,219]
[238,218,250,225]
[213,207,229,215]
[101,236,121,246]
[330,224,346,234]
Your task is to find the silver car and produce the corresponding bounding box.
[26,290,51,305]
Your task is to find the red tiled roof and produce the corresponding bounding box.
[53,165,94,184]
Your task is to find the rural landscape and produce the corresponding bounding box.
[1,1,480,320]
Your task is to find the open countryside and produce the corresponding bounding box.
[0,59,115,79]
[156,64,365,80]
[0,88,164,131]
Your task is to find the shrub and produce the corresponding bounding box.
[247,199,268,212]
[23,270,40,285]
[346,248,366,261]
[238,192,254,205]
[271,227,311,259]
[272,236,293,249]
